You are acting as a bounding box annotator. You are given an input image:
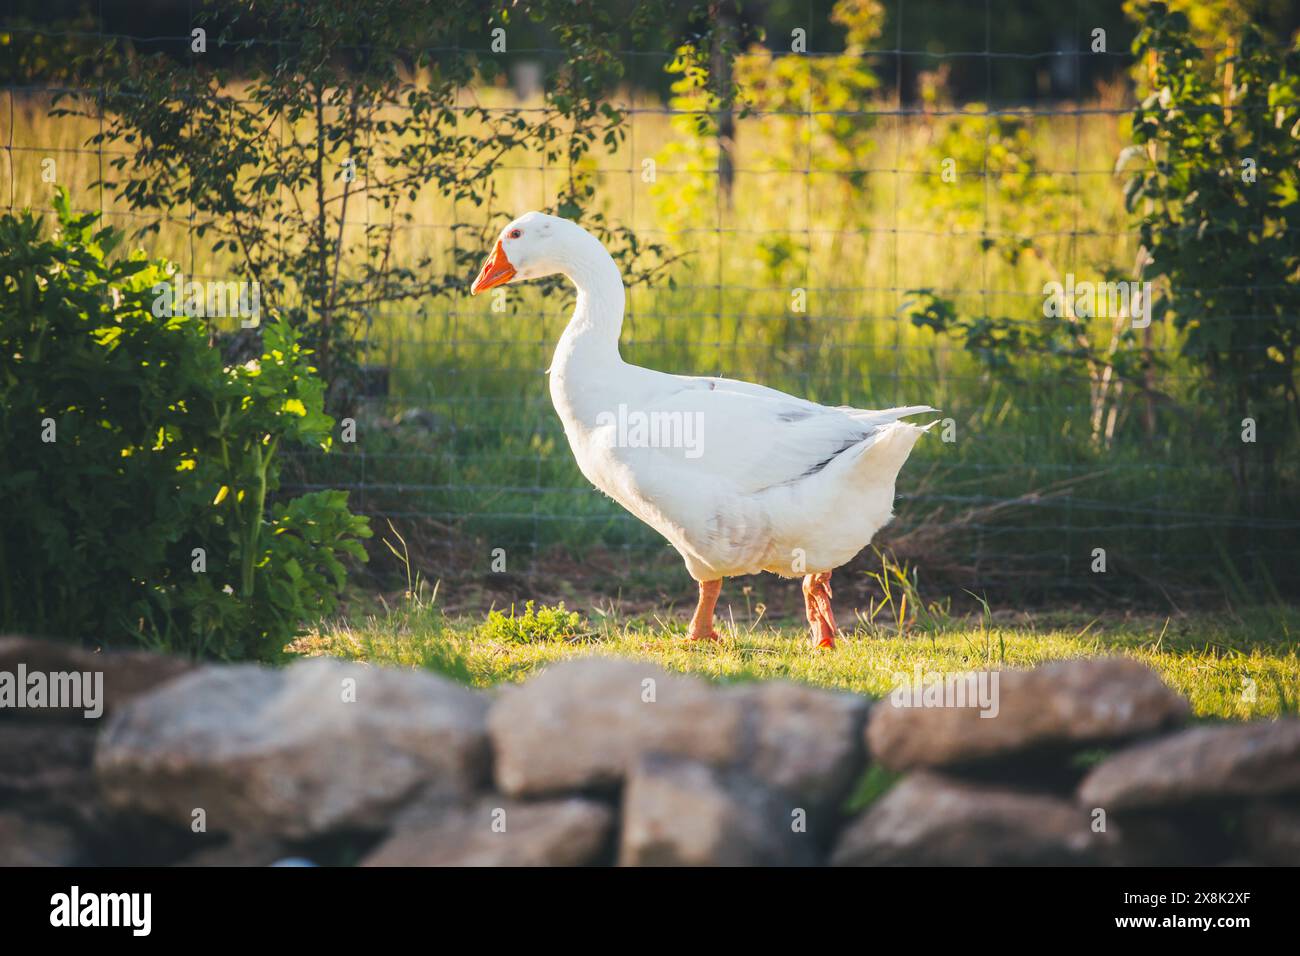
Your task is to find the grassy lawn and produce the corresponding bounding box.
[296,597,1300,721]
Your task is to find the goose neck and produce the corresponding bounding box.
[555,245,625,362]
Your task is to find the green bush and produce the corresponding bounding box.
[0,191,371,660]
[1125,3,1300,512]
[482,601,585,643]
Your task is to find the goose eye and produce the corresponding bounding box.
[508,229,522,239]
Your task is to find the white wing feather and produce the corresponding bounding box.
[609,370,934,497]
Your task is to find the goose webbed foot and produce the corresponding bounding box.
[802,571,838,649]
[686,578,723,641]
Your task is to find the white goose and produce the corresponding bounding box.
[471,212,934,648]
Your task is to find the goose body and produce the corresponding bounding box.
[473,212,934,647]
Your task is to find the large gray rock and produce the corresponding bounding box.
[867,657,1189,770]
[0,635,193,720]
[96,658,490,837]
[737,680,869,815]
[487,658,867,816]
[488,658,745,796]
[1079,719,1300,811]
[363,796,613,866]
[619,754,816,866]
[832,773,1110,866]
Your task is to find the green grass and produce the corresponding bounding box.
[295,591,1300,721]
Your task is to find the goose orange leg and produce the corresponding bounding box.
[687,579,723,641]
[803,571,837,649]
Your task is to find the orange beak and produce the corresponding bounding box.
[470,239,516,295]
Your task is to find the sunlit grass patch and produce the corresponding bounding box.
[297,593,1300,721]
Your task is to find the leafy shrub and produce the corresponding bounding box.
[0,191,370,660]
[1124,3,1299,512]
[482,601,585,643]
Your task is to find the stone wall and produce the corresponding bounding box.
[2,637,1297,866]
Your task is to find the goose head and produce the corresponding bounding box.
[470,212,604,295]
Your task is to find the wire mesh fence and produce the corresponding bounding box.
[4,4,1298,605]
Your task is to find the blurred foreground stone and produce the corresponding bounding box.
[867,657,1189,771]
[1078,719,1300,810]
[619,754,817,866]
[95,658,490,838]
[363,796,612,866]
[832,773,1112,866]
[2,641,1295,867]
[0,635,194,720]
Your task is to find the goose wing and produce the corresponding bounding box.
[608,370,933,497]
